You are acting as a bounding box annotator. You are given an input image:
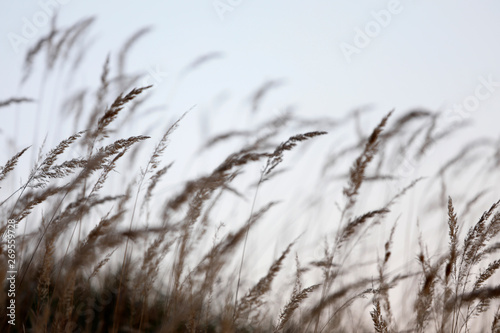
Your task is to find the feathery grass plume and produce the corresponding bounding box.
[484,241,500,256]
[461,239,500,323]
[370,299,389,333]
[274,284,320,332]
[85,225,166,249]
[286,255,305,307]
[18,137,146,289]
[54,271,77,330]
[113,153,167,330]
[414,247,446,332]
[180,52,223,78]
[310,237,336,331]
[236,241,295,321]
[445,197,459,284]
[117,27,152,88]
[329,173,396,183]
[9,185,63,223]
[93,85,152,141]
[147,110,189,172]
[305,277,374,323]
[87,149,128,200]
[178,202,279,329]
[250,80,284,113]
[32,158,88,186]
[320,109,394,174]
[141,162,173,218]
[473,258,500,294]
[7,12,500,330]
[0,146,30,184]
[415,112,438,157]
[119,94,154,131]
[226,113,295,155]
[0,97,34,108]
[322,141,364,176]
[193,189,224,244]
[438,175,448,209]
[47,19,80,70]
[374,110,433,168]
[263,131,328,177]
[259,107,294,131]
[404,117,429,145]
[58,136,149,197]
[342,110,393,216]
[492,305,500,333]
[71,211,126,270]
[36,236,55,308]
[309,238,334,276]
[30,130,85,187]
[88,249,116,281]
[202,130,253,150]
[169,174,241,309]
[197,201,279,269]
[462,189,490,218]
[195,223,226,323]
[163,145,270,219]
[447,285,500,310]
[378,221,397,329]
[337,208,390,250]
[383,109,432,138]
[61,17,96,63]
[42,195,126,294]
[136,225,174,298]
[418,115,471,161]
[95,135,151,157]
[233,131,326,319]
[459,200,500,285]
[68,35,96,73]
[294,114,339,129]
[214,150,271,176]
[21,15,58,83]
[135,236,174,330]
[437,138,493,177]
[385,178,423,209]
[170,176,223,305]
[486,211,500,242]
[84,55,111,135]
[48,17,96,70]
[389,116,432,165]
[45,195,124,244]
[61,89,87,129]
[118,111,189,328]
[316,287,382,332]
[274,256,319,333]
[440,197,460,331]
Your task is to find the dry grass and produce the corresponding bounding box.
[1,18,500,333]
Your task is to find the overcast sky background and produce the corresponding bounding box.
[2,1,500,277]
[3,1,500,128]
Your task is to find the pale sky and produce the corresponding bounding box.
[3,1,500,128]
[1,1,500,277]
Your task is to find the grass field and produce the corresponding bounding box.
[1,17,500,333]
